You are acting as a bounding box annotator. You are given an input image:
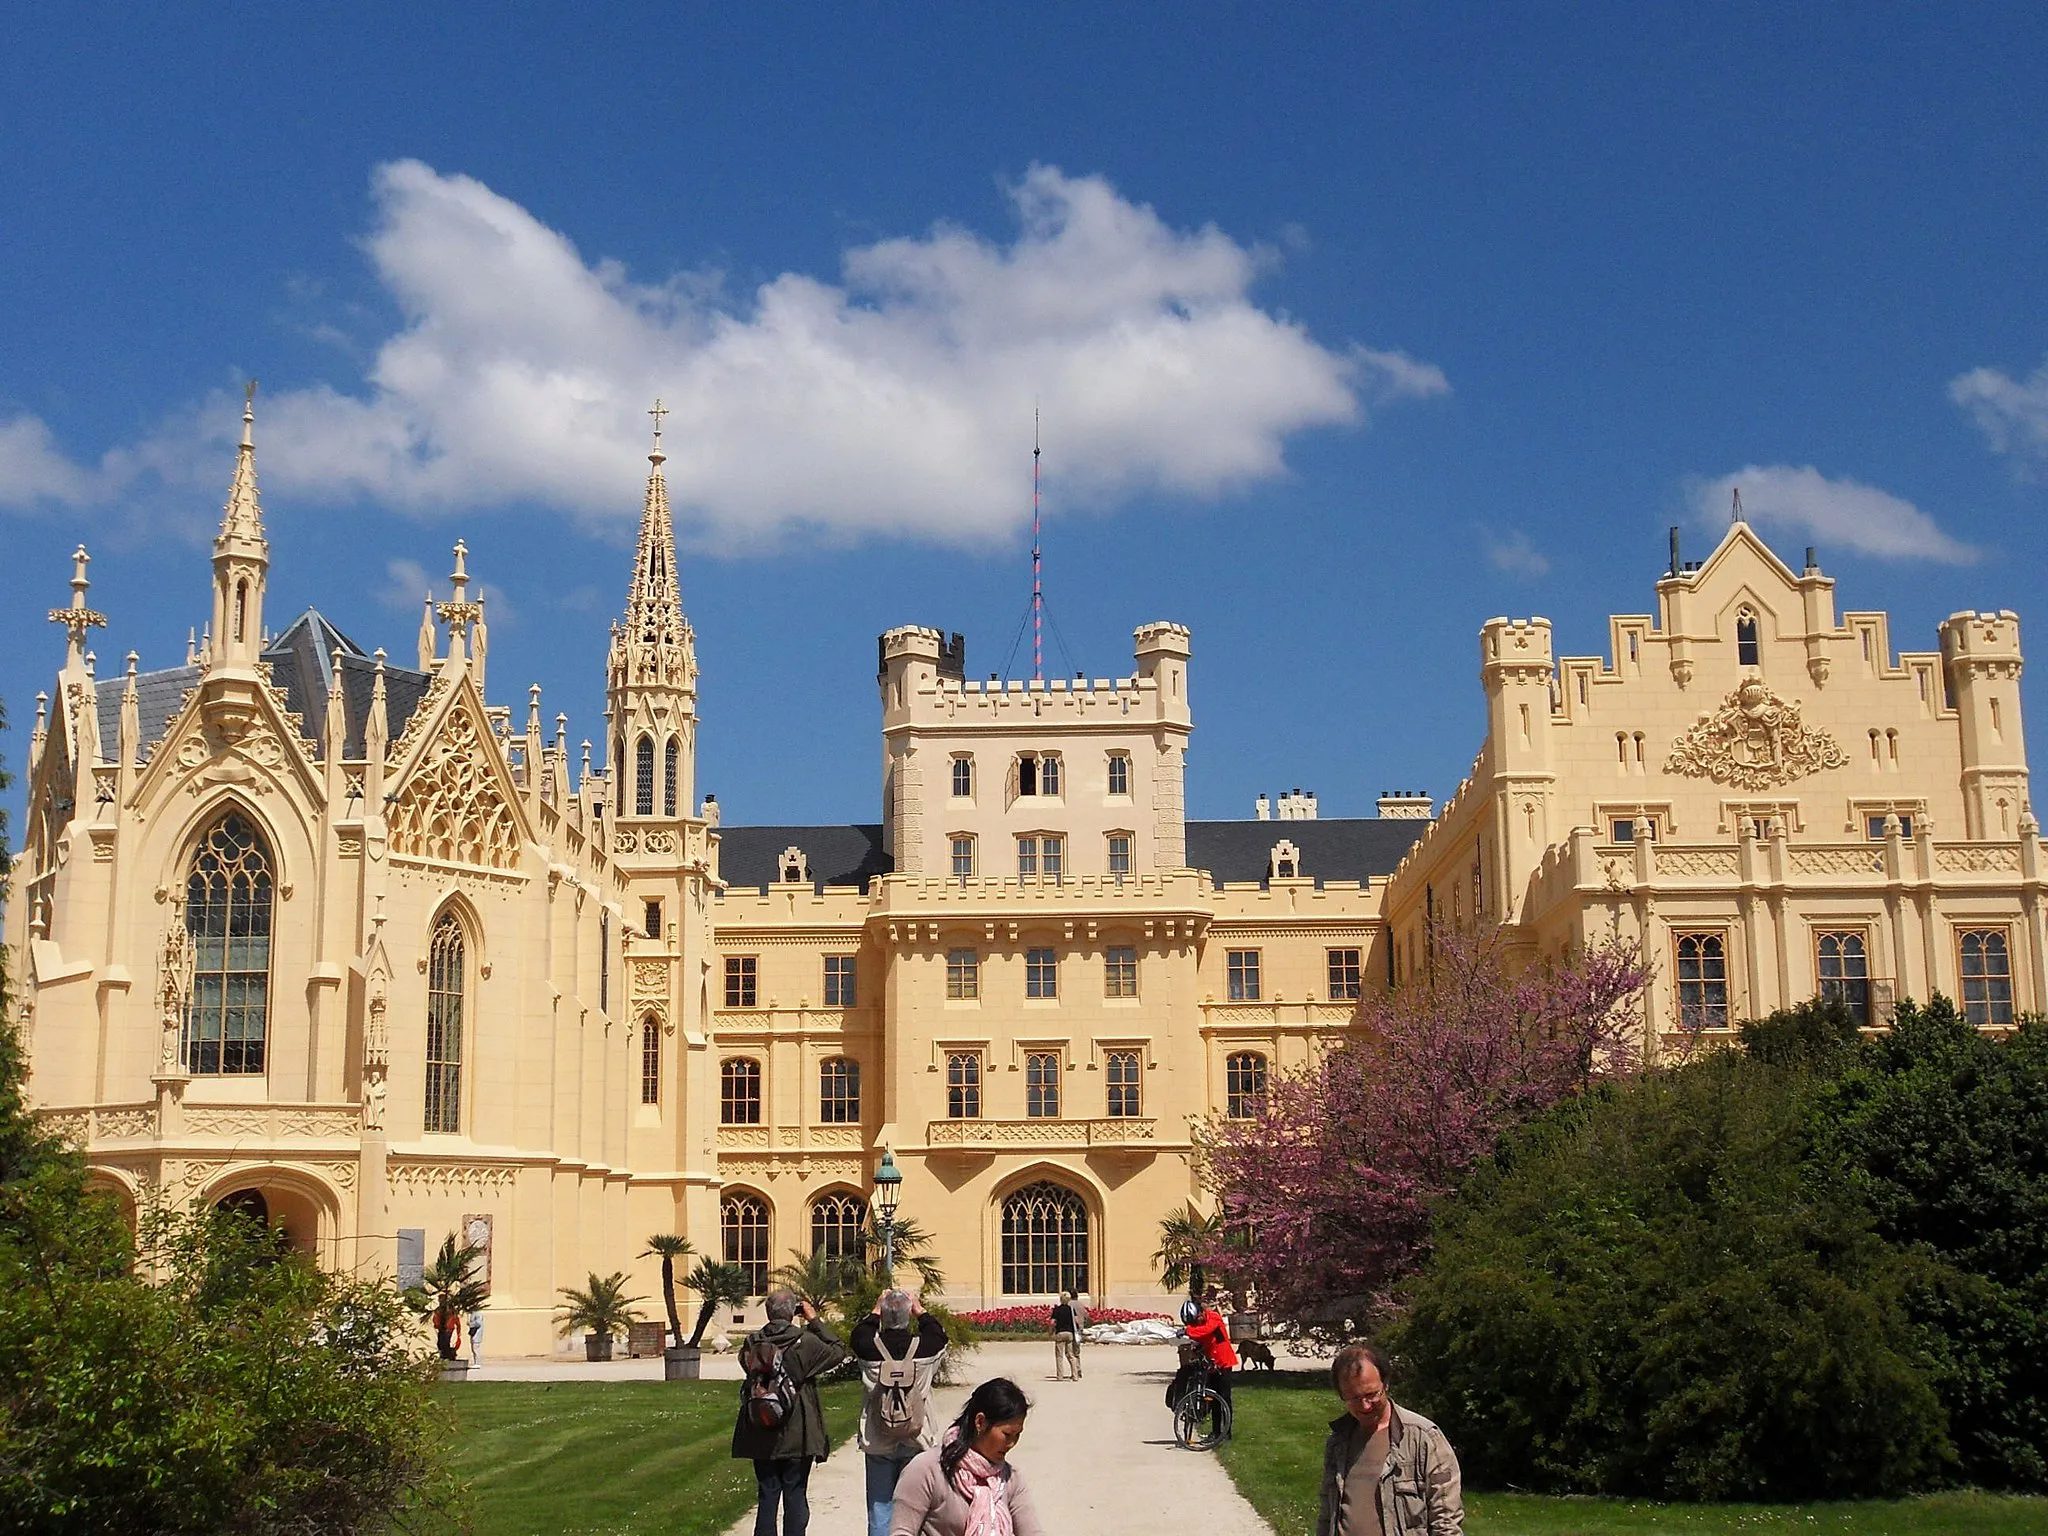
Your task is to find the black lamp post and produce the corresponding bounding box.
[873,1149,903,1277]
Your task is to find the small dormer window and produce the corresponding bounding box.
[778,846,809,884]
[1736,610,1760,667]
[1269,838,1303,881]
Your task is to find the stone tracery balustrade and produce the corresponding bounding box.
[39,1102,363,1145]
[924,1116,1158,1150]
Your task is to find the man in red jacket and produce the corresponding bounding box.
[1180,1297,1238,1438]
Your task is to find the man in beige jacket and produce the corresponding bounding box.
[1317,1343,1463,1536]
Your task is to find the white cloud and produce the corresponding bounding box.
[1951,358,2048,476]
[0,415,102,508]
[1,162,1440,549]
[1481,527,1551,579]
[377,558,433,611]
[1693,465,1978,565]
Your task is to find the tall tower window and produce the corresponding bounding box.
[1736,610,1760,667]
[952,757,974,799]
[424,913,465,1133]
[634,736,656,816]
[1105,1050,1142,1117]
[183,811,274,1075]
[1107,753,1130,796]
[663,738,679,817]
[640,1015,662,1105]
[599,910,611,1014]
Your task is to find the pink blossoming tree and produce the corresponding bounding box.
[1197,925,1648,1339]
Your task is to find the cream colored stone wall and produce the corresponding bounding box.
[1385,522,2041,1053]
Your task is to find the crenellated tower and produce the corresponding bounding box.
[606,401,699,824]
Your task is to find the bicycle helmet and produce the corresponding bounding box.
[1180,1299,1204,1327]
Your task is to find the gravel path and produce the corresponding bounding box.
[720,1339,1277,1536]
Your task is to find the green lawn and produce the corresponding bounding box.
[441,1379,863,1536]
[1216,1370,2048,1536]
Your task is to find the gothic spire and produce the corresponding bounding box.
[217,381,268,554]
[613,399,693,693]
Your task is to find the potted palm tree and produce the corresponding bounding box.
[642,1233,698,1380]
[681,1258,752,1359]
[403,1232,488,1378]
[555,1271,645,1362]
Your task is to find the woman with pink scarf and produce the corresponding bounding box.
[888,1378,1044,1536]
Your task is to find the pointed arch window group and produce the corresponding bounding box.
[630,732,684,818]
[424,913,466,1133]
[183,811,274,1075]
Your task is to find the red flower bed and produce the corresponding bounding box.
[956,1305,1169,1330]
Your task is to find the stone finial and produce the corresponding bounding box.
[48,544,108,669]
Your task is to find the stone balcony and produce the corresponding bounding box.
[924,1115,1159,1152]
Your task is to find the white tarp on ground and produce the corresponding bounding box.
[1083,1319,1180,1344]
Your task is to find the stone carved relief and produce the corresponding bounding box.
[40,1110,89,1146]
[643,830,675,853]
[614,829,638,854]
[1653,848,1741,879]
[185,1109,273,1138]
[97,1107,157,1139]
[1936,844,2023,874]
[1665,680,1848,790]
[277,1109,359,1138]
[385,1161,519,1194]
[157,900,194,1072]
[631,961,669,995]
[387,701,522,870]
[1790,847,1885,878]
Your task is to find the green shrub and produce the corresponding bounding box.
[1391,1049,1954,1500]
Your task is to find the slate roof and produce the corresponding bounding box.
[91,608,434,762]
[717,824,894,893]
[1184,818,1426,886]
[713,817,1427,893]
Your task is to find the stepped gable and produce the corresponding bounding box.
[1186,817,1426,887]
[719,824,893,892]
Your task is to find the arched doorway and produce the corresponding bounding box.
[1000,1180,1090,1297]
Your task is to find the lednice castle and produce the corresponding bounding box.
[6,399,2039,1352]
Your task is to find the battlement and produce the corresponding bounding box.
[1941,610,2023,662]
[878,626,967,679]
[1134,621,1192,654]
[1481,616,1555,668]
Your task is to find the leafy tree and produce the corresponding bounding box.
[682,1258,752,1348]
[1391,1041,1954,1501]
[0,1015,457,1530]
[555,1271,645,1349]
[1199,926,1647,1334]
[403,1232,487,1360]
[1811,997,2048,1489]
[642,1233,695,1346]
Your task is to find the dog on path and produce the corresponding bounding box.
[1237,1339,1276,1371]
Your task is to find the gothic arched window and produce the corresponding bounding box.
[1000,1181,1089,1296]
[1736,609,1760,667]
[663,738,679,818]
[640,1014,661,1105]
[722,1192,770,1294]
[183,810,274,1075]
[634,736,655,817]
[424,913,466,1132]
[810,1191,867,1262]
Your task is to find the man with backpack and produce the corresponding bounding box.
[849,1288,948,1536]
[731,1290,848,1536]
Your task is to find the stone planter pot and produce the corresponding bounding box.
[1228,1311,1262,1341]
[664,1346,702,1381]
[585,1332,615,1362]
[438,1359,470,1381]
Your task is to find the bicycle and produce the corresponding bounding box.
[1171,1360,1233,1450]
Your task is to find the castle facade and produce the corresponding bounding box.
[7,406,2034,1353]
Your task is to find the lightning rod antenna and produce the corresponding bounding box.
[1032,407,1043,683]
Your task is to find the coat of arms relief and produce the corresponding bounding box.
[1664,678,1848,790]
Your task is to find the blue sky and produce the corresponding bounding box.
[5,5,2048,836]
